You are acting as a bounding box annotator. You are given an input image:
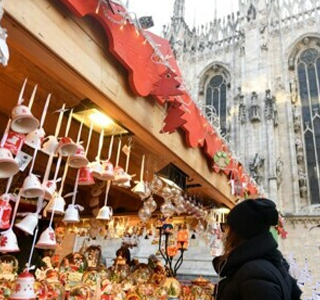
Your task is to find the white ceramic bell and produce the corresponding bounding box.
[114,166,129,184]
[11,104,39,134]
[21,174,44,198]
[68,145,88,168]
[96,205,113,220]
[42,180,57,201]
[45,196,65,215]
[131,181,147,198]
[58,137,77,157]
[78,166,95,186]
[24,128,45,150]
[62,204,80,223]
[15,213,39,236]
[35,227,56,249]
[9,272,36,300]
[99,161,114,181]
[0,228,20,253]
[0,147,20,179]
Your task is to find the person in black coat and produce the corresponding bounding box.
[212,198,302,300]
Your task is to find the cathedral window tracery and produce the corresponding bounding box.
[295,47,320,204]
[205,72,228,135]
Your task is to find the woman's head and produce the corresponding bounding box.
[227,198,278,239]
[221,198,279,256]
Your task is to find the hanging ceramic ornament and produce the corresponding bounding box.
[57,109,77,157]
[24,86,45,150]
[131,155,147,198]
[11,79,40,134]
[113,138,127,183]
[21,94,51,198]
[90,128,104,179]
[96,181,113,220]
[78,121,95,186]
[69,115,88,168]
[0,119,19,178]
[116,142,133,188]
[99,135,115,181]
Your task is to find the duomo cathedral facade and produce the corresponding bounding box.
[164,0,320,253]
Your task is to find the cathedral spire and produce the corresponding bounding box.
[173,0,185,19]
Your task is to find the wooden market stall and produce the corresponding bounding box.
[0,0,262,298]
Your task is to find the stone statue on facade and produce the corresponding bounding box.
[298,168,308,197]
[247,3,257,22]
[295,137,304,163]
[293,105,301,132]
[264,89,278,126]
[249,91,261,122]
[275,157,284,187]
[290,78,298,104]
[249,153,264,184]
[238,91,247,124]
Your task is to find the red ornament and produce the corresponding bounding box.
[161,100,187,134]
[0,235,7,247]
[151,69,184,99]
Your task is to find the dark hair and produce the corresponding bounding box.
[216,224,245,271]
[116,246,131,265]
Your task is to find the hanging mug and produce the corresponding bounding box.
[58,137,77,157]
[41,135,59,156]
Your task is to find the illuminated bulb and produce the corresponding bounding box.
[143,39,147,45]
[135,29,140,36]
[88,111,114,128]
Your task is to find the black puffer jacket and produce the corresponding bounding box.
[212,232,302,300]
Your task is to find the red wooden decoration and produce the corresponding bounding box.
[151,69,184,99]
[58,0,260,196]
[161,100,187,134]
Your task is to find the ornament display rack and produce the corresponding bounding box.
[157,224,187,278]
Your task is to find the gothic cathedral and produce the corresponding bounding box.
[164,0,320,253]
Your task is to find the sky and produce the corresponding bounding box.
[128,0,239,35]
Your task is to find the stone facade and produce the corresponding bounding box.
[164,0,320,216]
[162,1,320,282]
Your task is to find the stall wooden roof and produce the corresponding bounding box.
[0,0,238,217]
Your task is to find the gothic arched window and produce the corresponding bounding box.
[297,48,320,204]
[205,74,227,135]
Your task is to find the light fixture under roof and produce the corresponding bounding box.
[73,107,128,136]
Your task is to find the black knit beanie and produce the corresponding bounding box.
[227,198,279,239]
